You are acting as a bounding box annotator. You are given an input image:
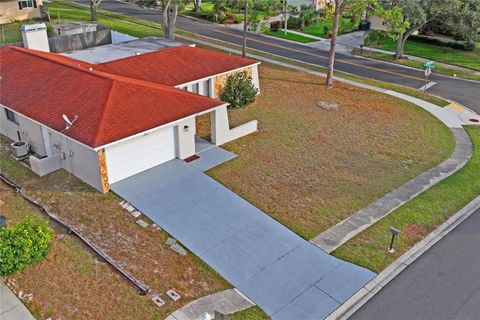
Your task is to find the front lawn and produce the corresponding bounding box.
[265,30,317,43]
[0,137,230,319]
[201,64,455,239]
[333,126,480,273]
[303,17,355,38]
[370,37,480,71]
[230,306,270,320]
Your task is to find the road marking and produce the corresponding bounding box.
[448,103,466,113]
[418,81,437,91]
[212,29,426,82]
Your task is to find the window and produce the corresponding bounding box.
[18,0,36,10]
[202,79,211,97]
[191,83,199,94]
[5,109,19,125]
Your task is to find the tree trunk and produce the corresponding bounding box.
[161,0,178,40]
[394,33,405,60]
[90,2,97,22]
[326,0,341,88]
[242,0,248,57]
[194,0,201,13]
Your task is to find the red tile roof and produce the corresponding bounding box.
[97,46,259,86]
[0,46,227,148]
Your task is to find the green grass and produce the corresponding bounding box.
[265,30,317,43]
[371,37,480,71]
[333,126,480,273]
[303,17,355,38]
[354,50,480,82]
[230,306,270,320]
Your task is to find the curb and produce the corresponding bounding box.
[325,195,480,320]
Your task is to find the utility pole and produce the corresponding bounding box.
[283,0,288,36]
[242,0,248,57]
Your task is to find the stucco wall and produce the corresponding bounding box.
[0,0,43,24]
[0,107,47,157]
[47,129,103,191]
[175,116,196,160]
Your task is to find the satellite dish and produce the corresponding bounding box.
[61,114,79,132]
[62,114,73,127]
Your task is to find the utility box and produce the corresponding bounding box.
[0,216,7,228]
[21,23,50,52]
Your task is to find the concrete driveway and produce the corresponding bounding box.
[112,160,375,319]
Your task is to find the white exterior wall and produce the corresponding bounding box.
[104,125,176,184]
[175,117,196,159]
[0,107,47,157]
[252,64,260,94]
[47,129,103,191]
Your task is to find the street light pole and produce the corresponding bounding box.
[242,0,248,58]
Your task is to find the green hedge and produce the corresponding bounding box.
[0,218,54,276]
[409,34,475,51]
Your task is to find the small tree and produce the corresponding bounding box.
[0,218,54,276]
[326,0,377,88]
[220,71,258,108]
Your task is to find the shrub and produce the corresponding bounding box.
[270,20,282,32]
[0,218,54,276]
[409,34,475,52]
[220,71,258,108]
[225,12,238,24]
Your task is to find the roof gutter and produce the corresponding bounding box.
[92,102,230,151]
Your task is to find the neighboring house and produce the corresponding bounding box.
[0,0,43,24]
[288,0,331,10]
[367,15,386,31]
[0,45,260,192]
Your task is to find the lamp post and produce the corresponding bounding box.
[242,0,248,58]
[387,226,400,253]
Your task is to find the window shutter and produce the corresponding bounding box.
[33,0,37,8]
[18,1,23,10]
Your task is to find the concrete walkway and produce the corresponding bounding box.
[0,278,35,320]
[166,289,255,320]
[112,160,375,320]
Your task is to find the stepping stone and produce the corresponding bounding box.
[165,238,177,246]
[166,289,181,301]
[119,200,125,206]
[170,243,187,255]
[121,202,130,208]
[152,224,162,231]
[131,210,142,218]
[125,205,135,213]
[151,294,165,307]
[136,219,149,228]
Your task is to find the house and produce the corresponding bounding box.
[0,45,260,192]
[0,0,43,24]
[288,0,331,10]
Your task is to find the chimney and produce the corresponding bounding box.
[21,23,50,52]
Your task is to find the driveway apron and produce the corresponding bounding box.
[111,160,375,319]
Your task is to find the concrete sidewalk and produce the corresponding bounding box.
[0,278,35,320]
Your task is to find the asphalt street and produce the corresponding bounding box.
[71,0,480,114]
[351,207,480,320]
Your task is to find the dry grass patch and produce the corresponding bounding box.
[0,138,230,319]
[202,64,454,239]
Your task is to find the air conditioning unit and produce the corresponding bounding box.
[10,141,29,158]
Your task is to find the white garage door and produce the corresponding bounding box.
[105,127,176,184]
